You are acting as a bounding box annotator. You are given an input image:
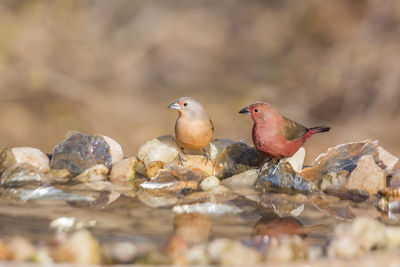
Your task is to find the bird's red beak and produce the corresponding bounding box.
[168,101,181,110]
[239,106,251,115]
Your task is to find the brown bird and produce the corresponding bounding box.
[168,97,214,162]
[239,102,330,159]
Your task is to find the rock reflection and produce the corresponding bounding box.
[251,214,307,240]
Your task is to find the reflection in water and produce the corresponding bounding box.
[251,214,307,240]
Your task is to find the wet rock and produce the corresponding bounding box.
[51,132,116,176]
[376,146,399,174]
[208,238,262,266]
[52,230,101,264]
[327,217,400,258]
[74,164,109,183]
[300,140,379,181]
[100,135,124,165]
[346,155,386,195]
[173,214,211,244]
[222,169,259,191]
[8,236,36,262]
[0,163,48,187]
[138,135,180,177]
[258,162,317,194]
[317,170,349,192]
[208,139,235,163]
[173,203,242,215]
[214,142,266,179]
[285,147,305,173]
[266,235,308,262]
[0,147,50,174]
[200,176,221,191]
[181,155,214,177]
[158,164,204,183]
[110,157,137,183]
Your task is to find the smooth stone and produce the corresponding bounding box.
[100,135,124,165]
[376,146,399,174]
[208,238,262,266]
[0,163,47,187]
[110,157,137,183]
[52,230,101,264]
[300,140,379,181]
[74,164,109,183]
[138,135,179,167]
[214,142,266,179]
[285,147,305,173]
[0,147,50,173]
[200,176,221,191]
[8,236,36,262]
[51,132,114,176]
[346,155,386,195]
[208,139,235,163]
[222,169,259,191]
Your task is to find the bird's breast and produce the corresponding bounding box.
[175,118,214,150]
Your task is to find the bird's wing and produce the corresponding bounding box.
[281,117,308,140]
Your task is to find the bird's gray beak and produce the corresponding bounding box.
[168,101,181,110]
[239,106,251,114]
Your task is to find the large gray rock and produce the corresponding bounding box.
[50,132,121,176]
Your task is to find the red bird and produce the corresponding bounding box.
[239,102,330,159]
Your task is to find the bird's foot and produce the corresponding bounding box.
[271,159,284,175]
[202,148,210,165]
[178,148,186,165]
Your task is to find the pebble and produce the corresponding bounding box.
[110,157,137,183]
[200,176,221,191]
[0,147,50,173]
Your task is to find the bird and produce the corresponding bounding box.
[239,102,330,160]
[168,97,214,163]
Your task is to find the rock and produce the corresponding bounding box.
[266,235,308,262]
[214,142,266,179]
[300,140,379,181]
[390,169,400,187]
[258,162,317,194]
[346,155,386,195]
[47,169,72,183]
[208,139,235,163]
[157,164,204,183]
[51,132,116,176]
[327,217,400,258]
[100,135,124,164]
[251,215,306,239]
[8,236,36,262]
[0,163,48,187]
[173,214,211,244]
[200,176,221,191]
[110,157,137,183]
[208,238,262,266]
[52,230,101,264]
[0,147,50,173]
[376,146,399,174]
[74,164,109,183]
[105,242,137,264]
[138,135,180,176]
[317,170,349,192]
[181,155,214,177]
[285,147,305,173]
[222,169,259,191]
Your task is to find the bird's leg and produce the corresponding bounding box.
[259,157,272,176]
[271,158,285,175]
[202,148,210,165]
[178,147,186,165]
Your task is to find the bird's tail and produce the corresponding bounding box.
[309,126,330,134]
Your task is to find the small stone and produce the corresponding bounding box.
[145,161,165,178]
[100,135,124,165]
[214,142,266,179]
[52,230,101,264]
[51,132,115,176]
[110,157,137,183]
[138,135,179,167]
[285,147,305,173]
[208,238,262,266]
[200,176,221,191]
[8,236,36,262]
[222,169,259,191]
[0,163,47,187]
[376,146,399,174]
[346,155,386,195]
[74,164,109,183]
[0,147,50,174]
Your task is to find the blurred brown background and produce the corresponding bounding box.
[1,0,400,163]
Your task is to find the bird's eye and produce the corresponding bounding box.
[183,103,188,107]
[254,109,259,113]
